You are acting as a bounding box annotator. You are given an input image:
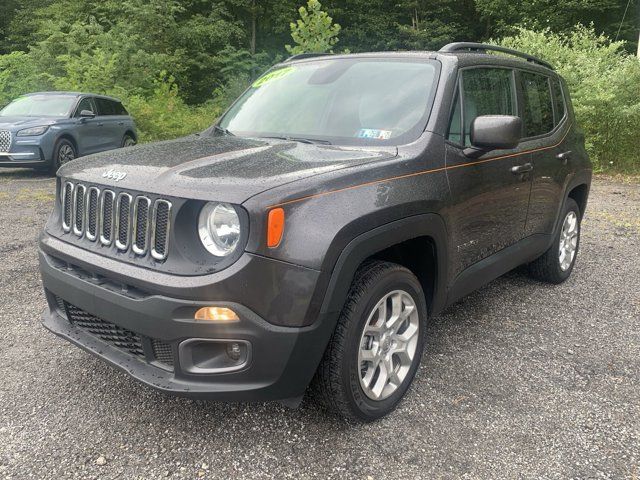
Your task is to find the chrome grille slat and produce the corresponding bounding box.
[61,180,171,261]
[72,184,86,237]
[62,182,74,232]
[100,190,115,246]
[151,200,171,261]
[85,187,100,241]
[115,192,132,251]
[132,196,151,255]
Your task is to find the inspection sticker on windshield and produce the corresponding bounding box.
[252,67,295,88]
[356,128,392,140]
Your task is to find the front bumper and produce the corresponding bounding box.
[0,135,47,167]
[39,244,336,402]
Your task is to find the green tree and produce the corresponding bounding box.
[286,0,342,54]
[498,26,640,172]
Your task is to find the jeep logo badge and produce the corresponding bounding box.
[102,169,127,182]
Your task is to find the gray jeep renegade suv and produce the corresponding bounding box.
[39,43,591,422]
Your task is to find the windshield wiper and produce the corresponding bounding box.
[260,136,332,145]
[212,125,235,136]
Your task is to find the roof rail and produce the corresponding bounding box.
[284,52,333,62]
[439,42,554,70]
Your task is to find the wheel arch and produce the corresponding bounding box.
[124,129,137,142]
[318,214,449,321]
[55,133,78,152]
[567,182,589,216]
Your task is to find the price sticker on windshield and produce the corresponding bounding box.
[252,67,296,88]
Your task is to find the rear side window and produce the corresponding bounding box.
[520,72,554,137]
[551,79,566,126]
[95,98,115,115]
[449,68,516,146]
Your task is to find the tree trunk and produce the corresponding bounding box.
[250,0,256,55]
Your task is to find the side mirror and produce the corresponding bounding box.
[470,115,522,151]
[79,110,96,119]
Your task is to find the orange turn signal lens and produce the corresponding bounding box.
[267,208,285,248]
[194,307,239,322]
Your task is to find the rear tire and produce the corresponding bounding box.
[528,197,581,284]
[50,138,76,175]
[311,260,427,423]
[122,134,136,147]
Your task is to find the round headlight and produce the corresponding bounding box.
[198,203,241,257]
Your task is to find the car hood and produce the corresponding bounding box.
[58,135,398,204]
[0,116,61,129]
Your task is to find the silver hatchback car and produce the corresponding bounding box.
[0,92,137,174]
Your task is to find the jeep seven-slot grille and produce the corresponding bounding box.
[0,130,11,152]
[61,181,171,261]
[55,296,175,369]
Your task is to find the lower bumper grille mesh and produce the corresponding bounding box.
[53,296,175,370]
[152,339,174,367]
[64,300,144,358]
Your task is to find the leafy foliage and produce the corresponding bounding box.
[0,0,638,171]
[498,26,640,173]
[286,0,342,54]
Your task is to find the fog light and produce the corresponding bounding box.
[227,342,242,361]
[179,339,251,374]
[194,307,239,322]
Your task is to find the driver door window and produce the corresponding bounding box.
[448,68,517,147]
[455,68,516,146]
[75,97,95,117]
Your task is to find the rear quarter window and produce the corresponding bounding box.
[520,71,554,137]
[113,101,128,116]
[551,79,566,126]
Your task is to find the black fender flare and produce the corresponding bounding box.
[318,213,449,320]
[552,168,592,239]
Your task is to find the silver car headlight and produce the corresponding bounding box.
[17,125,49,136]
[198,202,241,257]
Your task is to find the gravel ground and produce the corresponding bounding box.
[0,169,638,479]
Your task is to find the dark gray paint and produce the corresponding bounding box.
[38,49,592,402]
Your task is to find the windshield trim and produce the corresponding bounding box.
[214,57,442,148]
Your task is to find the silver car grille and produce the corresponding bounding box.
[0,130,11,152]
[61,181,172,261]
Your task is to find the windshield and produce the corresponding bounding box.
[219,58,439,146]
[0,95,76,117]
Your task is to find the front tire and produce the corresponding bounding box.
[311,261,427,422]
[528,197,581,284]
[50,138,76,174]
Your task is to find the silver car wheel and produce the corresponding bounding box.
[559,210,579,271]
[357,289,420,401]
[58,144,75,164]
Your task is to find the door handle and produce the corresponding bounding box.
[97,123,104,127]
[510,163,533,174]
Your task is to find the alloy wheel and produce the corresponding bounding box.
[58,144,75,165]
[357,290,420,401]
[559,211,579,271]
